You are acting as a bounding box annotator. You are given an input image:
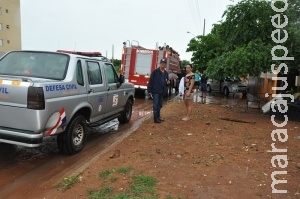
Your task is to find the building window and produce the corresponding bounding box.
[0,40,3,46]
[0,8,2,15]
[5,9,8,13]
[7,40,10,44]
[6,25,9,29]
[0,24,2,30]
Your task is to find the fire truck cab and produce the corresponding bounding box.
[120,41,181,91]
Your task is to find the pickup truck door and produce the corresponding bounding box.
[86,60,107,122]
[103,63,123,117]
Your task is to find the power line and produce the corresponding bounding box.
[187,0,200,34]
[187,0,203,35]
[195,0,202,34]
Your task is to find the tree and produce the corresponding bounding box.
[187,24,224,74]
[112,59,121,73]
[187,0,300,79]
[180,60,190,69]
[284,0,300,73]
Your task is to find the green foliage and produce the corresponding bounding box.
[224,39,274,77]
[99,169,115,180]
[112,59,121,73]
[113,193,131,199]
[88,167,187,198]
[165,197,186,199]
[220,0,274,47]
[58,176,80,191]
[187,0,300,79]
[187,26,224,73]
[180,60,190,69]
[117,166,132,174]
[115,65,121,74]
[131,175,157,196]
[112,59,121,68]
[110,176,118,183]
[286,86,300,95]
[88,186,114,199]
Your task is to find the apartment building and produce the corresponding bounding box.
[0,0,21,55]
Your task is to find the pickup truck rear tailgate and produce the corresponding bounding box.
[0,78,41,131]
[0,79,31,106]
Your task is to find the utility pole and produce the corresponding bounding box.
[203,19,206,36]
[112,44,114,61]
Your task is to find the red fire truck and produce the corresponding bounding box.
[120,41,181,90]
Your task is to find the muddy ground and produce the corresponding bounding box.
[3,94,300,199]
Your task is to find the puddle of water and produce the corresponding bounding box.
[171,92,246,106]
[89,119,119,134]
[295,136,300,140]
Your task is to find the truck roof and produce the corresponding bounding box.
[56,50,111,62]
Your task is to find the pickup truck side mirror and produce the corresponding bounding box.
[116,75,124,89]
[120,74,125,84]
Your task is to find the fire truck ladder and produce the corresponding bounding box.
[124,48,131,79]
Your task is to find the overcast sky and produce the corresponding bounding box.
[20,0,239,61]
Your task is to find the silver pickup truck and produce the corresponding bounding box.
[0,50,135,155]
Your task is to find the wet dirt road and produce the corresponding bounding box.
[0,91,246,198]
[0,94,153,199]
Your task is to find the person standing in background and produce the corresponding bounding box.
[147,58,169,123]
[182,64,195,121]
[168,70,178,97]
[200,70,208,102]
[194,70,200,92]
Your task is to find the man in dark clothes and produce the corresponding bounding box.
[147,58,169,123]
[200,70,208,99]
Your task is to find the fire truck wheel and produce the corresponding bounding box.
[118,99,133,124]
[57,115,87,155]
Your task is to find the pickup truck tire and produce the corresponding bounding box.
[57,115,87,155]
[118,99,133,124]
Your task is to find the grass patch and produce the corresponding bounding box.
[117,166,132,174]
[131,175,157,197]
[89,167,184,198]
[165,196,186,199]
[100,169,115,180]
[88,186,113,199]
[113,193,131,199]
[58,175,79,191]
[110,176,118,183]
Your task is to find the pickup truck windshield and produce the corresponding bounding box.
[0,51,69,80]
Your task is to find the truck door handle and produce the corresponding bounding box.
[88,89,94,93]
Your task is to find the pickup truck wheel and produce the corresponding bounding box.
[224,87,229,96]
[57,115,87,155]
[118,99,133,124]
